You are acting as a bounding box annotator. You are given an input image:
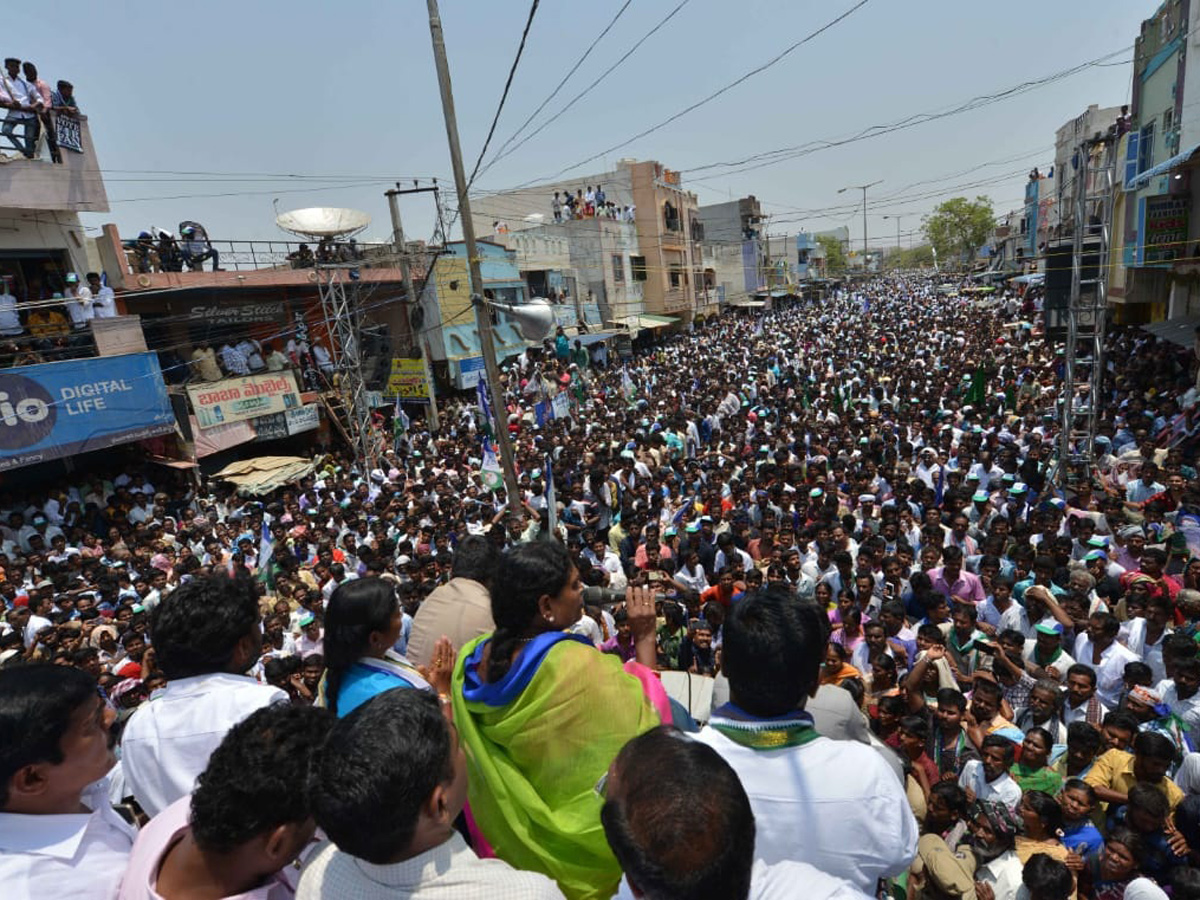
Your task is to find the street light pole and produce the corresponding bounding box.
[426,0,522,504]
[839,180,882,268]
[883,214,902,250]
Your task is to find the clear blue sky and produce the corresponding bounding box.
[7,0,1154,248]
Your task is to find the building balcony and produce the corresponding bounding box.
[0,114,109,212]
[98,226,418,293]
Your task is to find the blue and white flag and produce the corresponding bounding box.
[393,393,410,436]
[545,453,558,536]
[621,367,636,400]
[476,377,495,437]
[480,438,503,492]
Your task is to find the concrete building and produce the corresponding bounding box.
[1,112,108,298]
[1051,104,1124,238]
[415,240,534,389]
[499,217,642,328]
[1022,171,1056,267]
[1113,0,1189,320]
[695,196,765,300]
[796,233,827,281]
[471,158,702,326]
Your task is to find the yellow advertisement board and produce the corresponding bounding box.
[387,358,430,399]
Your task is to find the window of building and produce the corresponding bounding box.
[1164,108,1174,134]
[668,265,686,289]
[630,255,647,281]
[1139,122,1155,173]
[612,254,624,283]
[663,201,681,232]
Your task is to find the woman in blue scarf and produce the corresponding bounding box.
[322,576,453,716]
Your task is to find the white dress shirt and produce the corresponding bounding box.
[976,849,1024,900]
[958,759,1023,810]
[0,778,136,900]
[693,727,917,891]
[0,292,22,335]
[615,858,872,899]
[1072,634,1141,708]
[121,672,286,816]
[1158,680,1200,732]
[296,832,564,899]
[93,287,118,319]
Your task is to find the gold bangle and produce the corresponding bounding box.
[438,692,450,705]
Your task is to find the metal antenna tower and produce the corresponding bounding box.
[275,207,377,470]
[1056,135,1116,488]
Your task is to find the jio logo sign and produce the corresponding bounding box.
[0,374,56,450]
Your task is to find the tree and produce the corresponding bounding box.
[885,244,935,270]
[816,235,848,275]
[922,196,995,268]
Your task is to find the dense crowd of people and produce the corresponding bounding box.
[4,273,1200,899]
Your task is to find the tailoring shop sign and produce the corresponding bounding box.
[188,371,300,430]
[0,352,174,471]
[387,358,430,399]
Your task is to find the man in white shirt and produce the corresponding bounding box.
[693,585,917,892]
[1,57,38,158]
[1073,611,1141,708]
[605,727,868,900]
[0,664,136,900]
[121,573,286,817]
[0,275,22,336]
[299,689,563,899]
[85,272,118,318]
[958,735,1023,809]
[1158,656,1200,733]
[62,273,94,329]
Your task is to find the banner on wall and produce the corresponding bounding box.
[187,371,301,430]
[0,353,174,471]
[386,358,430,399]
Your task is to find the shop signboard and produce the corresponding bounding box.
[188,371,301,430]
[0,353,174,471]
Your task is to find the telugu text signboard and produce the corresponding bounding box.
[387,358,430,399]
[285,405,320,434]
[187,371,301,430]
[0,353,174,472]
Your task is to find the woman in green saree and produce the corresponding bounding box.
[1010,726,1064,795]
[451,541,668,900]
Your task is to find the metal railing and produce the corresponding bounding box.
[119,238,431,276]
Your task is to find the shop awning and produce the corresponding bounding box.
[638,314,678,329]
[606,316,641,331]
[1126,143,1200,191]
[214,455,321,495]
[574,331,617,346]
[1141,315,1200,349]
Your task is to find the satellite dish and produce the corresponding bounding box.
[275,207,371,240]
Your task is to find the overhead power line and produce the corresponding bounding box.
[466,0,542,189]
[483,0,635,168]
[473,0,691,182]
[523,0,873,185]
